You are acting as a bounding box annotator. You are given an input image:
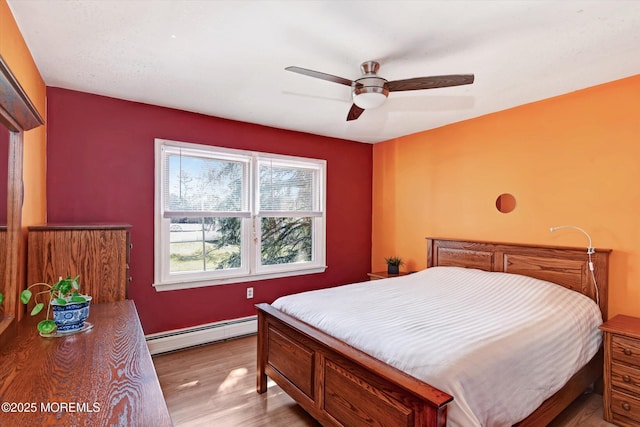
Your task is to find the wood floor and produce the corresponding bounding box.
[153,335,616,427]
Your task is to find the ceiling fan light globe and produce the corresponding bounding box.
[352,91,387,109]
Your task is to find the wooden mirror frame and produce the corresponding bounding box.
[0,54,44,335]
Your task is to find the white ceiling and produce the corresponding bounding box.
[7,0,640,144]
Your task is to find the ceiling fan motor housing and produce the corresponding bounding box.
[352,61,389,109]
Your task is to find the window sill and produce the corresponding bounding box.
[153,266,327,292]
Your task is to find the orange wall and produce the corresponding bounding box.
[372,74,640,319]
[0,0,47,226]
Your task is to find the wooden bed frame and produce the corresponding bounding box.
[256,238,611,427]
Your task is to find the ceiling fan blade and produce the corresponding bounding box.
[346,104,365,121]
[388,74,474,92]
[285,66,353,86]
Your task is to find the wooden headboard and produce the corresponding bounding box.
[426,238,611,320]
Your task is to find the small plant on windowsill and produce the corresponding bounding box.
[20,275,92,335]
[384,256,404,275]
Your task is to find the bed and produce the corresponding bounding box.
[256,238,610,426]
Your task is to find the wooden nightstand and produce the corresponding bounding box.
[367,271,410,280]
[600,315,640,426]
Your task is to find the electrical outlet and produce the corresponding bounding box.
[246,287,253,299]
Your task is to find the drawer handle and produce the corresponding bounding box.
[624,348,633,356]
[622,402,631,411]
[623,375,632,383]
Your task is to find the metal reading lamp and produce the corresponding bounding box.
[549,225,599,304]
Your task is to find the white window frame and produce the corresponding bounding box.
[153,138,327,291]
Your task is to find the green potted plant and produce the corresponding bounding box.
[20,275,92,335]
[384,256,404,275]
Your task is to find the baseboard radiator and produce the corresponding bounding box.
[145,315,257,355]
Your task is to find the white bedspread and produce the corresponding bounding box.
[271,267,602,427]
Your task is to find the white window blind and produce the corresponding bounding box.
[163,146,250,217]
[259,162,316,213]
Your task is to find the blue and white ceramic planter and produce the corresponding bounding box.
[51,296,92,332]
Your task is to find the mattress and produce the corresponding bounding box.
[271,266,603,427]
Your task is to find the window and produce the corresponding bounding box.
[154,139,326,291]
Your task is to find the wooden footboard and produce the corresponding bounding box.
[256,303,453,427]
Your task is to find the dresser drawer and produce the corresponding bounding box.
[612,362,640,396]
[612,390,640,423]
[612,335,640,367]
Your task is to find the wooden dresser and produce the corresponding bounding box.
[27,224,131,304]
[600,315,640,426]
[0,300,172,426]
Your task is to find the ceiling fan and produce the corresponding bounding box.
[285,61,474,121]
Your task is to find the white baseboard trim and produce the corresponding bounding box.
[145,315,257,355]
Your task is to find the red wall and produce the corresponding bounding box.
[46,87,373,334]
